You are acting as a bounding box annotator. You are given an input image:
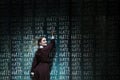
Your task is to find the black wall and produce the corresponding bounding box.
[0,0,119,80]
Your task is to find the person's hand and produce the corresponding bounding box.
[51,29,55,36]
[51,28,55,39]
[51,31,54,36]
[30,72,34,78]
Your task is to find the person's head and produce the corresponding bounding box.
[38,37,47,46]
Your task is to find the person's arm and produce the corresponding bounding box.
[46,35,55,51]
[50,34,55,46]
[49,30,55,49]
[30,53,37,77]
[43,31,55,52]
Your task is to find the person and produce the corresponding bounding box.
[30,31,55,80]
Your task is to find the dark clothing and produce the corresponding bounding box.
[31,39,55,80]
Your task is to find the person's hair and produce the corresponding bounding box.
[37,37,45,46]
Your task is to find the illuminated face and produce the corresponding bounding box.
[39,37,47,46]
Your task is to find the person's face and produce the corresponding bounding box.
[39,37,47,46]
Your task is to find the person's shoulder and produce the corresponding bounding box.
[35,49,42,54]
[38,47,48,52]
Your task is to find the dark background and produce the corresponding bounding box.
[0,0,119,80]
